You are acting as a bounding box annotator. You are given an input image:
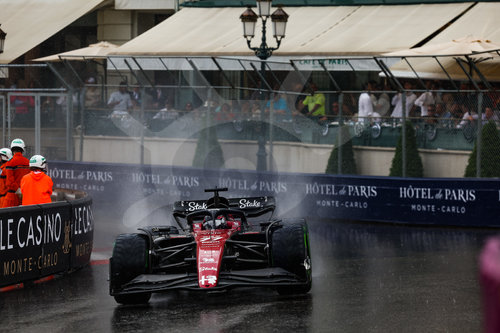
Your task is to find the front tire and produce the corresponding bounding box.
[110,233,151,304]
[271,220,312,295]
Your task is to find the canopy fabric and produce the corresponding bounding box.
[111,3,470,58]
[115,0,176,10]
[426,2,500,46]
[32,41,119,62]
[384,55,500,81]
[382,36,500,81]
[279,3,471,56]
[384,36,500,59]
[0,0,104,64]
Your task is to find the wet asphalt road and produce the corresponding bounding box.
[1,218,497,333]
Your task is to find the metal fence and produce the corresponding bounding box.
[1,55,499,178]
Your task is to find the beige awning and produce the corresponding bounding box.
[111,3,471,58]
[385,56,500,81]
[279,3,471,56]
[115,0,176,10]
[384,36,500,58]
[382,36,500,81]
[426,2,500,45]
[0,0,104,64]
[32,41,119,62]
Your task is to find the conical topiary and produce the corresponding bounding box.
[325,125,357,175]
[464,121,500,177]
[389,121,423,177]
[193,125,225,169]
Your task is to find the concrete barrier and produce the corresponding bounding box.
[0,189,93,288]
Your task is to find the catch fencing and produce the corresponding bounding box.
[1,55,499,177]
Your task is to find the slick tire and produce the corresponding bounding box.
[110,233,151,304]
[271,219,312,295]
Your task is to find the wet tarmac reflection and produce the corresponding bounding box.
[0,219,496,332]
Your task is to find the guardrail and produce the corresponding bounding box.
[0,189,93,288]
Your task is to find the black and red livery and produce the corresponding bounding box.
[109,187,312,304]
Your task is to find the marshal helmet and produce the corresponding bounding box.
[29,155,47,170]
[10,138,25,151]
[0,148,12,161]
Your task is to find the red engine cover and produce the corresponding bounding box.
[195,228,236,288]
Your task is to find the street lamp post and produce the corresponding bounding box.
[240,1,288,171]
[0,25,6,54]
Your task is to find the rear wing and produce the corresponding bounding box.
[173,196,276,219]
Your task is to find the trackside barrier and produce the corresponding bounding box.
[47,161,500,228]
[0,189,93,288]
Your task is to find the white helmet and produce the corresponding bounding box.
[10,138,25,151]
[0,148,12,161]
[29,155,47,170]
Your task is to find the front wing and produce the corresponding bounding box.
[110,268,308,295]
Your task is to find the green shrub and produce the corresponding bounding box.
[193,125,225,169]
[389,121,423,177]
[464,121,500,177]
[325,125,357,175]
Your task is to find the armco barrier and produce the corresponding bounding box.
[47,161,500,228]
[0,190,93,288]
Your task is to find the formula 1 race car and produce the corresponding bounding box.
[109,187,312,304]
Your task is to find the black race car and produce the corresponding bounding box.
[109,187,312,304]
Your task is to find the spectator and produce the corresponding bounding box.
[290,81,306,116]
[298,82,326,121]
[251,101,261,119]
[440,102,463,128]
[265,92,292,122]
[240,100,252,120]
[20,155,53,206]
[84,77,102,108]
[153,100,178,121]
[148,86,169,110]
[434,102,446,119]
[215,103,235,122]
[391,82,417,120]
[358,81,374,123]
[414,81,436,117]
[330,99,354,122]
[107,81,132,117]
[0,148,12,206]
[331,100,340,122]
[424,103,438,124]
[482,107,500,126]
[457,106,478,129]
[129,83,142,109]
[373,82,391,119]
[1,138,30,208]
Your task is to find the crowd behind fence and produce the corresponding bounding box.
[77,80,500,147]
[1,61,500,177]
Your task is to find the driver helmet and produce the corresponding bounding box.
[0,148,12,162]
[203,216,214,229]
[10,138,25,152]
[214,215,226,228]
[29,155,47,170]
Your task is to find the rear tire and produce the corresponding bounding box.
[271,219,312,295]
[110,233,151,304]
